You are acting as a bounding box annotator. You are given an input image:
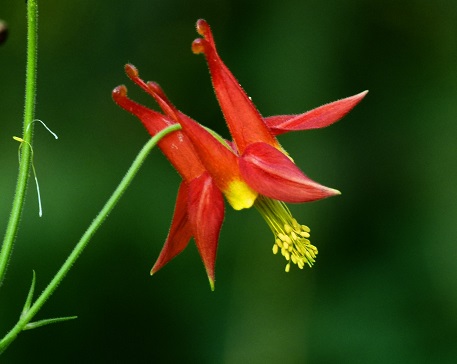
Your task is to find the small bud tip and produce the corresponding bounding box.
[125,64,139,79]
[192,38,205,54]
[196,19,209,37]
[147,81,163,96]
[112,85,127,98]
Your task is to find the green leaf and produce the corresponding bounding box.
[20,270,36,317]
[23,316,78,331]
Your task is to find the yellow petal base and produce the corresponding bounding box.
[225,180,258,210]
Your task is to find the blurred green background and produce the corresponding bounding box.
[1,0,457,362]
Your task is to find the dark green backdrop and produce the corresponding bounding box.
[1,0,456,362]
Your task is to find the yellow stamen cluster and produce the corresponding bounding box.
[272,219,317,271]
[254,195,318,272]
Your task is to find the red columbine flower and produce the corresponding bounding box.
[113,19,366,278]
[171,19,367,272]
[113,65,224,290]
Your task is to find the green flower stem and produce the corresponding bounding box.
[0,124,181,353]
[0,0,38,286]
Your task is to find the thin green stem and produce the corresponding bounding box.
[0,124,181,353]
[0,0,38,287]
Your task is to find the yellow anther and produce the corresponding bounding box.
[276,238,283,249]
[272,244,279,255]
[254,195,319,273]
[291,231,298,241]
[278,233,291,244]
[297,244,306,255]
[302,225,310,232]
[284,224,293,234]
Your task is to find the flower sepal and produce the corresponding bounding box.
[239,142,340,203]
[264,91,368,135]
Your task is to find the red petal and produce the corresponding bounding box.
[264,91,368,135]
[151,182,193,275]
[192,29,278,153]
[239,142,340,203]
[112,85,206,182]
[112,85,172,135]
[187,172,225,290]
[172,106,242,191]
[196,19,216,48]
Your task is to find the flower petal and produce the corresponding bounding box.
[146,81,258,210]
[112,85,172,135]
[239,142,340,203]
[192,20,278,153]
[264,91,368,135]
[151,182,193,275]
[112,82,206,182]
[171,106,258,210]
[187,172,225,290]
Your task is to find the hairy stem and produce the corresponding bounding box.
[0,123,181,353]
[0,0,38,286]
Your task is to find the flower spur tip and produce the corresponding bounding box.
[124,63,139,78]
[145,81,182,122]
[196,19,210,37]
[112,85,127,97]
[146,81,165,98]
[125,64,159,98]
[194,19,216,50]
[192,38,206,54]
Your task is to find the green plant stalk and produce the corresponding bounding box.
[0,0,38,287]
[0,123,181,353]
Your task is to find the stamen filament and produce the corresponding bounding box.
[254,195,318,271]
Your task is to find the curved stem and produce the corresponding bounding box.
[0,123,181,353]
[0,0,38,287]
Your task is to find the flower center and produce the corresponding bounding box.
[254,195,318,272]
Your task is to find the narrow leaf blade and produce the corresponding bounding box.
[23,316,78,331]
[21,270,36,317]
